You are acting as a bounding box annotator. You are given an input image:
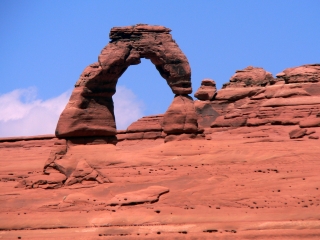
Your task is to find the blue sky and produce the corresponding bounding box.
[1,1,320,136]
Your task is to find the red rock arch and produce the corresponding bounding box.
[55,24,192,138]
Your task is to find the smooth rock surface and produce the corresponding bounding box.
[127,115,163,133]
[163,95,199,134]
[198,71,320,130]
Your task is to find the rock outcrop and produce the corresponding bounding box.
[223,66,275,88]
[194,79,217,100]
[27,138,111,188]
[56,24,193,138]
[115,96,202,142]
[117,115,164,141]
[195,65,320,136]
[289,128,307,139]
[163,95,199,135]
[41,22,205,189]
[276,64,320,84]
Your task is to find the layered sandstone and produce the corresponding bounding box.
[117,115,164,141]
[1,126,320,239]
[195,65,320,139]
[223,66,275,88]
[194,78,217,100]
[276,64,320,83]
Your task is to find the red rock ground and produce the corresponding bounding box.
[1,126,320,239]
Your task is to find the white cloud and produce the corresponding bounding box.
[0,86,144,137]
[113,85,145,130]
[0,88,71,137]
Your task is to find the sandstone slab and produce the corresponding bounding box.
[289,128,307,139]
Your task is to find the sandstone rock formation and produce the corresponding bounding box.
[47,24,203,187]
[117,95,202,142]
[194,78,217,100]
[223,66,275,88]
[117,114,164,141]
[289,128,307,139]
[194,65,320,137]
[41,62,320,189]
[56,24,193,138]
[163,95,199,134]
[276,64,320,83]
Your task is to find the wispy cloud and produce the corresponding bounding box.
[0,88,71,137]
[0,86,144,137]
[113,86,145,130]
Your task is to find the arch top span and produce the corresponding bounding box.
[109,24,172,40]
[56,24,195,138]
[75,24,192,96]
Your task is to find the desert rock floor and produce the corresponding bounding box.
[1,126,320,239]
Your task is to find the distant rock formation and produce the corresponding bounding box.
[276,64,320,83]
[22,23,320,190]
[194,65,320,135]
[194,79,217,100]
[55,24,198,139]
[223,66,275,88]
[96,64,320,142]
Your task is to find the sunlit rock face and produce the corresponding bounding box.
[194,64,320,130]
[194,79,217,101]
[56,24,193,138]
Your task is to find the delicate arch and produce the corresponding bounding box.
[56,24,192,138]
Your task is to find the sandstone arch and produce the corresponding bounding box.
[55,24,193,138]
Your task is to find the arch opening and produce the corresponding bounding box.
[55,24,193,138]
[114,58,175,130]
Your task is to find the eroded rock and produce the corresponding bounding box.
[64,159,110,186]
[17,172,67,189]
[193,64,320,131]
[276,64,320,83]
[223,66,274,88]
[289,129,307,139]
[127,115,163,133]
[299,117,320,128]
[163,95,199,135]
[107,186,169,206]
[194,79,217,100]
[56,24,192,138]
